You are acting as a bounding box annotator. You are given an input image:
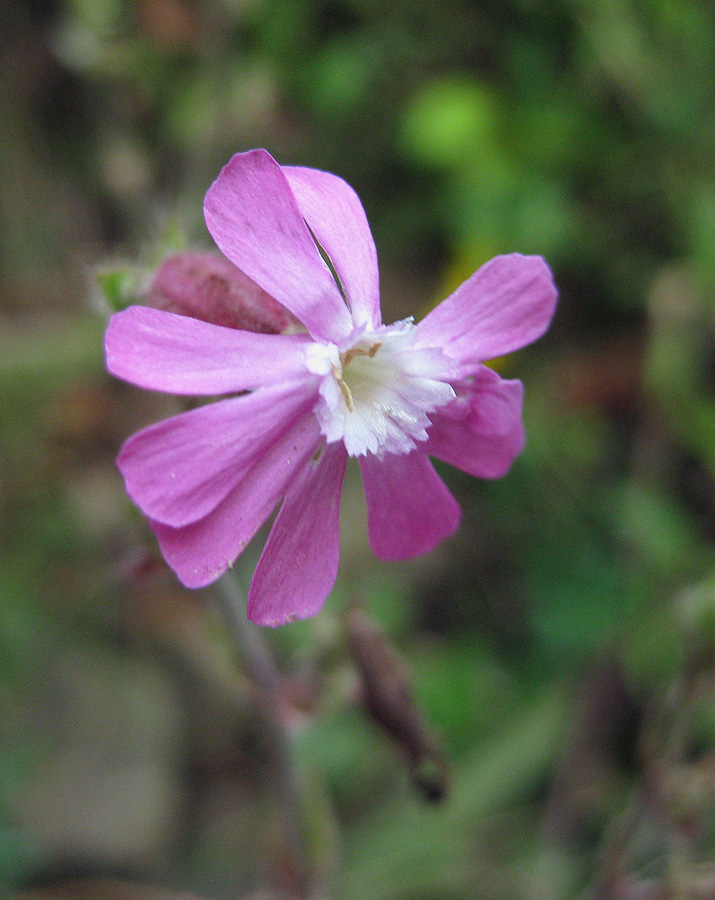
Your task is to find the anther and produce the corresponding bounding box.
[341,342,381,368]
[333,363,355,412]
[339,379,355,412]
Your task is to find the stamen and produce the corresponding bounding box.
[339,380,355,412]
[341,342,381,367]
[333,363,355,412]
[309,321,454,457]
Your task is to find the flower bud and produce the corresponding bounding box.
[147,251,300,334]
[345,605,449,801]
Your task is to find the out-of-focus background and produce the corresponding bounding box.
[2,0,715,898]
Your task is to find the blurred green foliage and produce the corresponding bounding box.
[2,0,715,897]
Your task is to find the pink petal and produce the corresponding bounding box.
[152,414,322,588]
[147,252,299,333]
[204,149,353,342]
[247,443,348,626]
[425,370,525,478]
[106,306,313,395]
[359,450,461,560]
[118,379,318,528]
[284,166,381,329]
[416,254,557,367]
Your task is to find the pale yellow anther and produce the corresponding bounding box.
[333,342,381,414]
[333,363,355,412]
[309,319,453,457]
[340,341,381,368]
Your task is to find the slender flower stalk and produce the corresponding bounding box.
[105,149,557,625]
[214,573,313,894]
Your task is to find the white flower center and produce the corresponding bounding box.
[305,319,455,457]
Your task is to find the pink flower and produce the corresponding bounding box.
[105,149,557,626]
